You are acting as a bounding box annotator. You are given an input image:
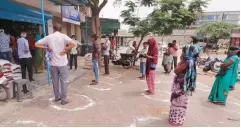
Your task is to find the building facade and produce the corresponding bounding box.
[7,0,91,42]
[193,11,240,28]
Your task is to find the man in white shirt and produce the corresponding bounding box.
[35,23,75,105]
[69,35,81,70]
[17,32,34,93]
[102,35,111,75]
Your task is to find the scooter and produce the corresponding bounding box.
[198,56,212,67]
[203,57,223,73]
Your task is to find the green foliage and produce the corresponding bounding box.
[196,22,239,39]
[120,0,208,37]
[120,1,140,26]
[188,0,209,13]
[129,19,151,37]
[149,10,174,35]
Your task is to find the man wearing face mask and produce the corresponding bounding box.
[17,31,34,93]
[69,35,81,70]
[102,35,111,75]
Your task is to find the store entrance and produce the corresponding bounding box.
[0,19,41,70]
[0,19,40,37]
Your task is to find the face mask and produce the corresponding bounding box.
[21,33,26,38]
[105,38,109,40]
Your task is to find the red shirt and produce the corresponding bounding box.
[111,40,115,49]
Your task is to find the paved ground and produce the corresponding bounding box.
[0,55,240,127]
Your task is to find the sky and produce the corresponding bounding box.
[100,0,240,30]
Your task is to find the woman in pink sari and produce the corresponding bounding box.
[145,38,159,95]
[168,44,198,126]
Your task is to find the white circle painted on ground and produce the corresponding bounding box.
[14,120,47,127]
[141,89,170,102]
[49,94,95,112]
[105,73,122,80]
[87,81,114,91]
[128,116,163,127]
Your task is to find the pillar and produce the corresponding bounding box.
[47,19,53,34]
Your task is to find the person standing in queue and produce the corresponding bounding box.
[69,35,81,70]
[145,38,159,95]
[17,31,35,93]
[102,35,111,75]
[138,42,148,80]
[35,23,75,105]
[90,34,101,85]
[172,40,178,69]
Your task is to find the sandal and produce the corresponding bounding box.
[61,99,71,105]
[90,82,99,85]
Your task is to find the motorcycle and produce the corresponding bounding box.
[198,56,212,67]
[203,57,223,73]
[112,53,139,69]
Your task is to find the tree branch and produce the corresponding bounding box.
[99,0,108,11]
[88,0,95,8]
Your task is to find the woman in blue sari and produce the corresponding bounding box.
[208,47,240,105]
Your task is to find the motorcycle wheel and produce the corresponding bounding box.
[203,67,211,72]
[122,59,132,69]
[211,62,221,73]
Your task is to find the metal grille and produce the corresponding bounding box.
[79,4,86,13]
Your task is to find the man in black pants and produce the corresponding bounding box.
[69,35,81,70]
[172,40,178,69]
[17,32,34,93]
[102,35,111,75]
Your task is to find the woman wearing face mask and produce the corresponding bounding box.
[208,47,240,105]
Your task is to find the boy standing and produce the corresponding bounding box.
[139,42,148,80]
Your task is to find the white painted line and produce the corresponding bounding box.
[128,116,163,127]
[155,80,172,84]
[156,90,171,95]
[15,120,47,127]
[49,94,95,112]
[196,82,211,88]
[105,73,122,80]
[228,101,240,107]
[141,93,169,103]
[87,81,114,91]
[87,86,112,91]
[196,88,210,92]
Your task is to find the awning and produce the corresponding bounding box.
[81,19,121,35]
[0,0,53,24]
[48,0,87,5]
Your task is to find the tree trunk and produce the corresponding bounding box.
[133,35,144,66]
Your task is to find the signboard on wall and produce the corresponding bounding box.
[61,6,80,25]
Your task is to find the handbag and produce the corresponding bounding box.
[150,63,156,70]
[102,43,107,50]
